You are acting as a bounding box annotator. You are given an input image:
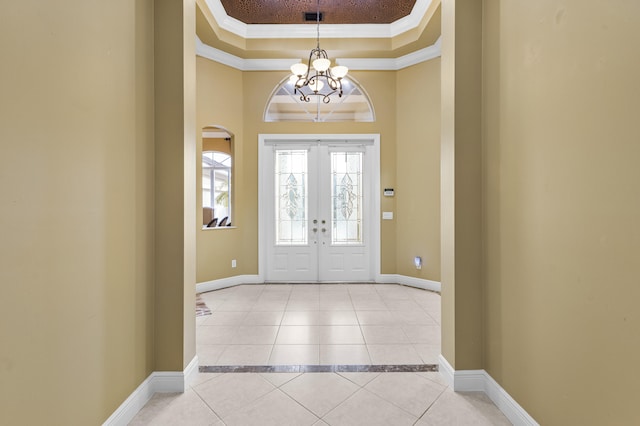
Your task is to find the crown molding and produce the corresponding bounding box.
[196,36,441,72]
[204,0,434,39]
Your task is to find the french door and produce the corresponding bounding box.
[262,140,374,282]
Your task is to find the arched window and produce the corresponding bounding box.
[202,126,234,228]
[264,75,375,123]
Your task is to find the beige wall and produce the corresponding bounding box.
[396,59,441,281]
[196,62,408,281]
[154,0,197,372]
[0,1,155,424]
[482,0,640,424]
[196,58,249,280]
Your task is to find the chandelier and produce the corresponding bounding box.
[289,0,349,104]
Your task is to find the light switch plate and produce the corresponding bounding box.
[382,211,393,220]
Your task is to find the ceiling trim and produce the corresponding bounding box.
[204,0,434,39]
[196,37,441,72]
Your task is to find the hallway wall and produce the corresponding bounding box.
[482,1,640,424]
[396,59,442,281]
[0,1,156,424]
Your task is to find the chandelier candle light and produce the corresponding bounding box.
[290,0,349,104]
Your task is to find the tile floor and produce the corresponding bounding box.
[130,284,512,425]
[196,283,441,366]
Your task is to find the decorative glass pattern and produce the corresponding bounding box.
[331,152,363,244]
[275,150,308,245]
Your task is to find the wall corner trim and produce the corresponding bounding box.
[438,355,540,426]
[378,274,441,292]
[102,355,199,426]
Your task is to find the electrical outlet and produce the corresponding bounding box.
[231,259,237,268]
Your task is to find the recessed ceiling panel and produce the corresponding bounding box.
[220,0,417,25]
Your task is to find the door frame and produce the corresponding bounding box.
[258,133,381,283]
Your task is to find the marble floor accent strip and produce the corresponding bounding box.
[199,364,439,373]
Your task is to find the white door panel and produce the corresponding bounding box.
[262,137,377,283]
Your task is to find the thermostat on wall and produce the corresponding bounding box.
[384,188,394,196]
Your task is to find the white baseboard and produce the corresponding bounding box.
[378,274,441,293]
[438,355,539,426]
[197,274,440,293]
[102,355,199,426]
[196,275,262,293]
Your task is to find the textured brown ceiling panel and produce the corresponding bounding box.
[220,0,417,25]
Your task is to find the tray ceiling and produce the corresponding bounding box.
[219,0,417,25]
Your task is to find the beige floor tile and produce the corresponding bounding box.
[393,310,438,325]
[323,389,417,426]
[281,311,321,325]
[129,390,222,426]
[276,326,320,344]
[384,299,423,311]
[188,371,221,388]
[375,285,412,300]
[196,344,226,365]
[193,373,274,419]
[356,310,399,325]
[259,372,302,387]
[197,325,238,345]
[319,345,371,365]
[361,325,410,344]
[336,372,381,387]
[202,311,248,326]
[401,325,440,344]
[215,344,273,365]
[281,373,359,417]
[319,300,355,311]
[241,311,284,325]
[217,302,256,311]
[366,344,423,364]
[365,373,446,417]
[251,301,288,311]
[223,389,319,426]
[318,325,365,344]
[416,371,450,387]
[415,389,512,426]
[413,344,440,364]
[231,325,279,344]
[269,344,319,365]
[350,299,389,310]
[316,310,358,325]
[286,300,321,311]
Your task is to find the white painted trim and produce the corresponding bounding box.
[196,275,262,294]
[204,0,434,39]
[438,355,540,426]
[102,356,199,426]
[195,36,441,72]
[338,37,442,71]
[378,274,441,292]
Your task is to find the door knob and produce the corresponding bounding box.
[322,228,327,233]
[312,228,318,233]
[313,219,318,224]
[321,220,326,224]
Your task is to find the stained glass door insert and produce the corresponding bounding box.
[331,152,363,245]
[275,150,308,245]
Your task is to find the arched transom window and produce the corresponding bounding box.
[264,76,375,123]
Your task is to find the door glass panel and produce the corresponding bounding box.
[331,151,363,244]
[275,150,308,245]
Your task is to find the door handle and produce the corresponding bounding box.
[321,228,327,233]
[312,228,318,233]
